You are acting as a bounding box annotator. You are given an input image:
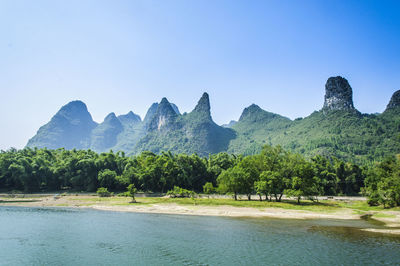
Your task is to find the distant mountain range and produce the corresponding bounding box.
[26,76,400,163]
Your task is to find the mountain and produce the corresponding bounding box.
[322,76,357,112]
[227,104,292,155]
[228,77,400,163]
[385,90,400,112]
[26,100,97,149]
[117,111,141,125]
[26,77,400,163]
[90,112,123,152]
[134,93,236,156]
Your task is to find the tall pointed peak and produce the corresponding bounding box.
[385,90,400,111]
[322,76,355,112]
[192,92,211,118]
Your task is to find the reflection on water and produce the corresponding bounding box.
[0,206,399,265]
[308,225,400,243]
[360,213,387,226]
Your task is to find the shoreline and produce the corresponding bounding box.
[2,195,400,235]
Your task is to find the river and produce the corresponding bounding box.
[0,206,399,265]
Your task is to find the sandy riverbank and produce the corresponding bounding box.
[0,195,358,219]
[1,195,400,235]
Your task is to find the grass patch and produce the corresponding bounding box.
[66,196,386,213]
[18,195,400,217]
[372,213,396,218]
[352,210,366,215]
[70,197,126,202]
[123,197,342,213]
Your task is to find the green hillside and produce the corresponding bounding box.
[229,108,400,164]
[26,77,400,164]
[134,93,235,156]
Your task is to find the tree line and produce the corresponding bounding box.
[0,146,398,207]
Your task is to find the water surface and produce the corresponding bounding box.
[0,206,399,265]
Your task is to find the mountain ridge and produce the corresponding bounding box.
[26,77,400,163]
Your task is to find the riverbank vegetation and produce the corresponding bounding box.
[0,146,399,208]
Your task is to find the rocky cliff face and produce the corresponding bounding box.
[322,76,355,112]
[385,90,400,111]
[26,100,97,149]
[170,103,180,115]
[148,98,178,131]
[143,103,159,125]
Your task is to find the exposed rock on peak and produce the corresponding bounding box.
[170,103,180,115]
[323,76,355,112]
[385,90,400,111]
[148,98,178,131]
[191,92,211,119]
[143,102,180,127]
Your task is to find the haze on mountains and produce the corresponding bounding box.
[26,76,400,164]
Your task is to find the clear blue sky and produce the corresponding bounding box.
[0,0,399,150]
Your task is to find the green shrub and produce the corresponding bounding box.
[96,187,112,197]
[167,186,196,198]
[203,182,215,194]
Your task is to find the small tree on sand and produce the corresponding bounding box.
[127,184,137,203]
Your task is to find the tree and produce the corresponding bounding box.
[254,180,268,201]
[365,155,400,207]
[217,166,250,200]
[312,155,338,196]
[236,156,261,200]
[127,184,137,203]
[260,170,286,202]
[284,158,320,203]
[98,169,117,189]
